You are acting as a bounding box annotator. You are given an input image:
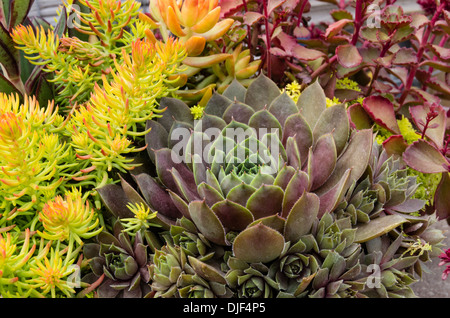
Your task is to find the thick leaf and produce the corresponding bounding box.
[317,129,373,196]
[188,256,227,284]
[428,44,450,61]
[246,184,284,219]
[222,79,246,102]
[268,91,298,127]
[232,223,285,263]
[363,96,400,134]
[8,0,33,30]
[248,109,282,139]
[284,192,320,242]
[312,104,349,156]
[242,11,264,26]
[296,80,327,128]
[282,170,309,217]
[382,135,408,157]
[354,215,408,243]
[189,200,227,245]
[97,184,134,219]
[336,44,362,68]
[309,133,337,191]
[158,97,193,131]
[222,100,255,124]
[403,139,449,173]
[324,19,352,38]
[348,103,373,130]
[282,113,313,166]
[204,92,233,117]
[183,54,232,68]
[134,173,182,219]
[393,48,417,65]
[226,183,257,206]
[244,74,281,111]
[211,199,254,231]
[317,168,351,217]
[435,173,450,220]
[145,120,169,163]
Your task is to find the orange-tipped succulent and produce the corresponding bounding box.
[143,0,261,103]
[65,37,186,190]
[0,94,71,222]
[38,189,103,245]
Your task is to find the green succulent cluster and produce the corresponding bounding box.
[98,74,443,298]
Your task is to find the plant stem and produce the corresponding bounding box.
[296,0,309,27]
[263,0,272,78]
[351,0,364,46]
[366,41,391,96]
[398,2,445,107]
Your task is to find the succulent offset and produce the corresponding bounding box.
[99,74,443,298]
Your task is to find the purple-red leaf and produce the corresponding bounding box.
[324,19,352,38]
[363,95,401,134]
[382,135,408,157]
[243,12,265,26]
[435,172,450,220]
[336,44,362,68]
[409,103,446,148]
[403,139,449,173]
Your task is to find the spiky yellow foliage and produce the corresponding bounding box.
[38,189,102,244]
[65,38,186,188]
[0,94,72,221]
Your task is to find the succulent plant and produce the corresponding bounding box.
[98,74,441,298]
[83,220,152,298]
[143,0,261,102]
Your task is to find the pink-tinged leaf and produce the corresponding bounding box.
[393,48,417,65]
[435,172,450,220]
[277,31,325,61]
[362,95,401,134]
[410,103,446,148]
[232,223,285,263]
[243,11,265,26]
[403,139,449,173]
[428,44,450,61]
[324,19,353,38]
[267,0,287,15]
[330,9,353,21]
[410,12,429,29]
[189,200,228,245]
[284,192,320,243]
[388,198,426,213]
[348,103,373,130]
[336,44,362,68]
[317,169,351,217]
[382,135,408,157]
[420,60,450,73]
[220,0,245,18]
[309,133,337,191]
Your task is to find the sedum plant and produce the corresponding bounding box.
[98,74,443,297]
[143,0,261,102]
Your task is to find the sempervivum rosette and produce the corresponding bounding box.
[97,75,442,298]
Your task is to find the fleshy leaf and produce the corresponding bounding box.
[145,120,169,163]
[403,139,449,173]
[268,91,298,127]
[232,223,285,263]
[336,44,362,68]
[211,199,254,231]
[282,170,309,217]
[134,173,182,219]
[188,200,227,245]
[284,192,320,243]
[282,113,313,166]
[296,81,327,128]
[244,74,281,112]
[222,101,255,124]
[188,256,227,284]
[246,184,284,219]
[435,173,450,220]
[363,96,400,134]
[382,135,408,157]
[312,104,349,156]
[309,133,337,191]
[222,79,246,102]
[97,184,134,219]
[354,215,408,243]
